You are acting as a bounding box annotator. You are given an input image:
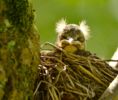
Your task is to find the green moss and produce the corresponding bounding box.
[4,0,34,32]
[0,66,7,99]
[7,40,16,51]
[0,0,40,99]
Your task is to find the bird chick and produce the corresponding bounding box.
[56,19,90,53]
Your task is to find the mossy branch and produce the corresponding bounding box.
[0,0,40,99]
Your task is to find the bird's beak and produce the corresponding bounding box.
[68,38,73,43]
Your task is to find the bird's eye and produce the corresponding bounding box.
[77,37,85,42]
[60,35,67,40]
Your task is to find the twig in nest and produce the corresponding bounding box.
[105,60,118,62]
[34,42,117,100]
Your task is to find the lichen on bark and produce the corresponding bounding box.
[0,0,40,99]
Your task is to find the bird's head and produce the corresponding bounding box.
[56,19,90,53]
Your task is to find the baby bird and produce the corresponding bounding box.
[56,19,90,53]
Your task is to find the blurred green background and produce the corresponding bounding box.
[32,0,118,59]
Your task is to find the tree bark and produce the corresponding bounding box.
[99,75,118,100]
[0,0,40,99]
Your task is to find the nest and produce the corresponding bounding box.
[34,43,117,100]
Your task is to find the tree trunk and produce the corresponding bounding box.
[99,75,118,100]
[0,0,40,99]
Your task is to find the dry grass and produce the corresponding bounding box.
[34,42,117,100]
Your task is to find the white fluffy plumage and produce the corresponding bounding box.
[56,19,90,40]
[79,21,90,40]
[56,19,67,34]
